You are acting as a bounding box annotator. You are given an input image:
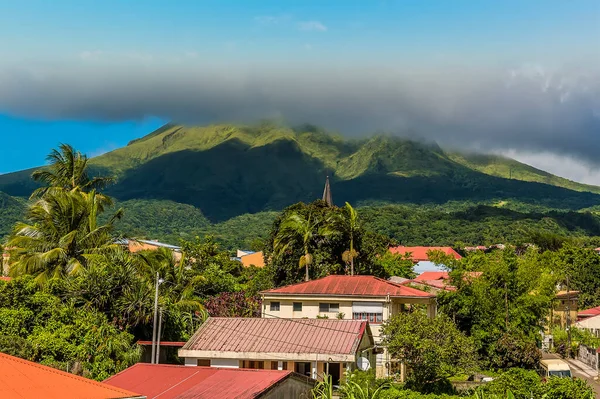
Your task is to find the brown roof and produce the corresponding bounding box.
[181,317,368,356]
[262,275,433,298]
[105,364,309,399]
[0,352,142,399]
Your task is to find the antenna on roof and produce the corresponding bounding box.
[322,176,333,206]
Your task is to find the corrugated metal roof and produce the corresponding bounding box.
[0,352,143,399]
[389,246,462,261]
[262,275,433,298]
[578,305,600,317]
[182,317,367,355]
[105,365,305,399]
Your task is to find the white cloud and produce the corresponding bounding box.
[298,21,327,32]
[254,15,291,25]
[79,50,103,61]
[501,150,600,186]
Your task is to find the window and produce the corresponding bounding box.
[197,359,211,367]
[319,303,340,313]
[270,302,280,312]
[353,312,383,324]
[293,302,303,312]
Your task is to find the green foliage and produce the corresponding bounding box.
[438,249,551,370]
[265,201,389,285]
[540,377,595,399]
[374,252,416,279]
[0,276,140,380]
[478,368,542,399]
[382,313,477,393]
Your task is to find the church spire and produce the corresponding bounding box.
[322,176,333,206]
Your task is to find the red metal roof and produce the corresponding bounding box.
[262,275,433,298]
[389,246,462,262]
[105,365,304,399]
[578,305,600,318]
[0,352,142,399]
[0,277,12,282]
[182,317,368,355]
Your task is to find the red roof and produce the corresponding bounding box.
[262,275,434,298]
[389,246,462,262]
[0,352,142,399]
[105,365,305,399]
[407,279,457,292]
[181,317,368,356]
[0,277,12,282]
[578,305,600,318]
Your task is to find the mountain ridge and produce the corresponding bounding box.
[1,123,600,222]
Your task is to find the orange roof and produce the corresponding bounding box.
[262,275,434,298]
[556,290,579,299]
[181,318,369,356]
[0,277,11,282]
[240,251,265,268]
[389,246,462,262]
[105,364,308,399]
[0,352,143,399]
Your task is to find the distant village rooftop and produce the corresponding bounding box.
[389,246,462,262]
[262,275,434,298]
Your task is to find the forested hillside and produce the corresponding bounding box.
[2,122,600,248]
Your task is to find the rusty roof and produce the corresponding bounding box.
[0,352,143,399]
[262,275,433,298]
[415,271,482,282]
[389,246,462,262]
[105,365,307,399]
[181,317,368,356]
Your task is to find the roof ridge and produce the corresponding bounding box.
[0,353,138,397]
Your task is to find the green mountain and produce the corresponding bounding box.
[2,122,600,225]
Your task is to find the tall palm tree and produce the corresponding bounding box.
[7,188,123,282]
[341,202,360,276]
[31,143,113,198]
[274,212,335,281]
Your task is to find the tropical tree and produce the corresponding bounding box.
[274,211,336,281]
[7,188,122,282]
[31,143,113,197]
[340,202,360,276]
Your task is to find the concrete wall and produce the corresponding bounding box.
[578,344,599,371]
[260,376,315,399]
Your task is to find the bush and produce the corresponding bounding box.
[541,377,595,399]
[478,368,542,399]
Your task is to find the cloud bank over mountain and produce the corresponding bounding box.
[0,60,599,167]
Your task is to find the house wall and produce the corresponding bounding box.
[262,296,435,345]
[577,344,599,371]
[576,315,600,338]
[259,377,314,399]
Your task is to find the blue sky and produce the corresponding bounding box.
[0,0,598,178]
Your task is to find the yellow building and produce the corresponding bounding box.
[260,275,436,378]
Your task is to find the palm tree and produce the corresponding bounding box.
[7,188,122,282]
[341,202,360,276]
[274,212,336,281]
[31,143,113,198]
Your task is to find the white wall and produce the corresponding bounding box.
[211,359,240,368]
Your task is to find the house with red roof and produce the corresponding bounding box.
[260,274,436,378]
[0,352,143,399]
[105,364,314,399]
[389,246,462,262]
[178,317,374,386]
[578,305,600,321]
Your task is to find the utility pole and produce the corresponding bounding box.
[155,308,163,364]
[151,272,164,364]
[566,274,572,359]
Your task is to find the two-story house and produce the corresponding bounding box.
[260,275,436,378]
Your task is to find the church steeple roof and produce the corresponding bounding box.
[322,176,333,206]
